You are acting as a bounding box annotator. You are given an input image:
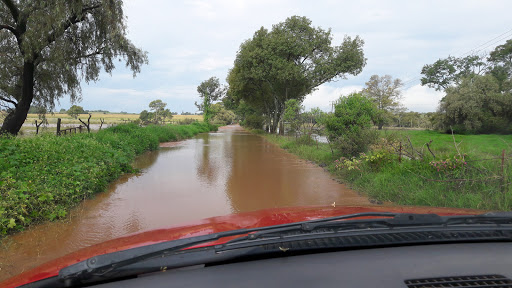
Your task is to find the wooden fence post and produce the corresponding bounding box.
[56,118,61,136]
[502,149,506,193]
[399,141,402,163]
[34,120,43,135]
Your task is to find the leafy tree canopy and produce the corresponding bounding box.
[0,0,148,135]
[148,99,171,124]
[421,40,512,134]
[283,99,304,137]
[227,15,366,133]
[362,74,403,129]
[210,103,236,125]
[438,75,512,134]
[196,76,226,123]
[67,104,85,119]
[421,40,512,91]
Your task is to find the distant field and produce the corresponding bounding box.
[0,113,203,135]
[23,113,202,124]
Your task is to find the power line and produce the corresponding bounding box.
[401,28,512,90]
[457,28,512,57]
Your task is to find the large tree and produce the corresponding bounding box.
[488,39,512,92]
[438,75,512,134]
[67,104,85,119]
[420,55,488,91]
[421,41,512,92]
[420,40,512,134]
[227,16,366,133]
[362,74,403,130]
[0,0,148,135]
[196,76,225,123]
[148,99,171,124]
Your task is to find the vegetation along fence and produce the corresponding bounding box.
[56,118,86,136]
[393,137,510,194]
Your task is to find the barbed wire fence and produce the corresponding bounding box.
[388,135,511,197]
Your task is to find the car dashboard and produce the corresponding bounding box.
[95,242,512,287]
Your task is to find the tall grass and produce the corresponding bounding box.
[262,130,512,211]
[0,122,217,235]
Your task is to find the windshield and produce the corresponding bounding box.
[0,0,511,285]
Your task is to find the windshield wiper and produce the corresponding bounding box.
[56,212,397,285]
[29,212,512,288]
[221,212,512,247]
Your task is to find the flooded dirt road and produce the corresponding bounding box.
[0,125,370,281]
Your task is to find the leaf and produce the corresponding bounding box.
[7,218,16,228]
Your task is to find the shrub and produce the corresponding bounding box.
[179,118,197,125]
[243,114,265,130]
[326,93,378,157]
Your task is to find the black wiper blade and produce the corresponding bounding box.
[224,212,512,245]
[57,212,398,285]
[56,211,512,286]
[224,213,443,244]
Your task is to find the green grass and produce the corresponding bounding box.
[0,122,217,236]
[260,129,512,211]
[263,134,334,165]
[381,129,512,157]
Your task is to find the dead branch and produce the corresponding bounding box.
[34,119,44,135]
[99,118,105,130]
[79,113,92,133]
[426,139,436,159]
[406,136,416,160]
[450,127,463,158]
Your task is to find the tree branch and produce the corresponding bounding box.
[46,4,102,46]
[0,95,17,107]
[36,47,105,66]
[0,23,18,36]
[1,0,19,23]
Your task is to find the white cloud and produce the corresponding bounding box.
[188,1,217,19]
[402,84,444,113]
[302,83,444,113]
[62,0,512,115]
[303,85,363,112]
[56,86,201,113]
[196,55,233,71]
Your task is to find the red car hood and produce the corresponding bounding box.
[2,205,481,288]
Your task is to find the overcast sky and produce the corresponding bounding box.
[57,0,512,114]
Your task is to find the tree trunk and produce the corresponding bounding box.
[270,118,277,134]
[271,111,281,134]
[0,61,35,136]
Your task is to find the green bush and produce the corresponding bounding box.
[325,93,378,157]
[178,118,198,125]
[243,114,265,130]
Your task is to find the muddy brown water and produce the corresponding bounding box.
[0,125,369,281]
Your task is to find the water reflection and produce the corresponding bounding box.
[195,134,219,185]
[225,130,370,212]
[0,125,368,282]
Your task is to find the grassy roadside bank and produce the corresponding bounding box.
[0,122,217,236]
[260,130,512,211]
